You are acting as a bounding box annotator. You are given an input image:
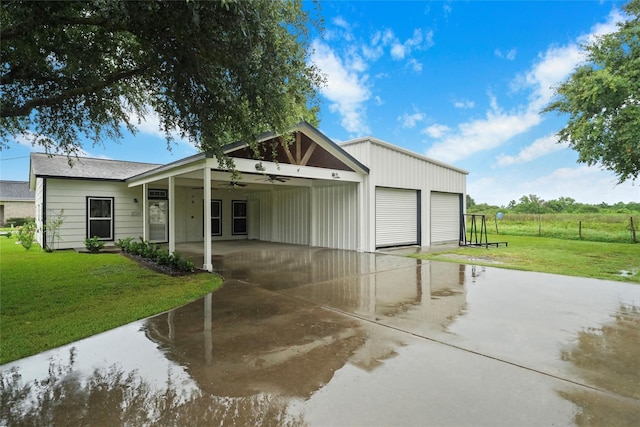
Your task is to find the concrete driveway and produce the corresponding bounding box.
[2,242,639,426]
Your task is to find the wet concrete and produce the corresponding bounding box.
[2,244,640,426]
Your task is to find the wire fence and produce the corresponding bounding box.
[486,214,638,244]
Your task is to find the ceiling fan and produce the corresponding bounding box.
[259,174,290,183]
[191,181,247,189]
[217,181,247,188]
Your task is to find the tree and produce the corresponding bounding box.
[0,0,323,161]
[543,0,640,183]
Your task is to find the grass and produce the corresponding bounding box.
[413,234,640,284]
[0,236,223,364]
[483,213,638,243]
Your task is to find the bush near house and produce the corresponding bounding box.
[116,237,195,273]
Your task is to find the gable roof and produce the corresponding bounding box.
[30,153,161,186]
[0,180,34,201]
[340,136,469,175]
[223,121,369,174]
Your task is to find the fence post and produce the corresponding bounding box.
[579,221,582,239]
[631,217,637,243]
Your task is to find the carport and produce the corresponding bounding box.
[127,122,369,271]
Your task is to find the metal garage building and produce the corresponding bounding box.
[340,136,467,250]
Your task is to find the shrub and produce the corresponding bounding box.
[5,217,33,227]
[84,236,105,253]
[116,237,194,273]
[16,221,36,250]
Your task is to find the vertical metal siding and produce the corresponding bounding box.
[271,187,310,245]
[430,192,461,243]
[312,183,358,250]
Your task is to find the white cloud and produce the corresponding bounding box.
[425,95,541,163]
[496,134,568,166]
[390,28,434,60]
[391,42,406,60]
[399,112,426,128]
[495,48,517,61]
[468,165,638,205]
[422,124,451,139]
[310,40,371,135]
[520,165,639,204]
[407,58,423,73]
[453,98,475,109]
[425,8,625,164]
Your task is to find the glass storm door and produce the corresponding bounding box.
[148,200,168,242]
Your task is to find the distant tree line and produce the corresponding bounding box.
[466,194,640,215]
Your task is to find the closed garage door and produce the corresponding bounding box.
[376,187,418,248]
[431,192,461,244]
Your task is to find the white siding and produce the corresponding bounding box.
[311,183,358,250]
[431,192,461,244]
[375,187,418,247]
[43,178,143,249]
[246,187,310,246]
[272,187,310,245]
[35,178,44,246]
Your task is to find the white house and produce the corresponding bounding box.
[29,122,467,270]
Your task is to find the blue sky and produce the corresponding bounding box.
[1,0,638,205]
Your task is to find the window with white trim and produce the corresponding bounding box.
[232,200,247,235]
[87,197,114,240]
[211,200,222,236]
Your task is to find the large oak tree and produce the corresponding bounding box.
[544,0,640,183]
[0,0,323,160]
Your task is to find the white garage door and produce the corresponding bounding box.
[376,187,418,247]
[431,192,461,244]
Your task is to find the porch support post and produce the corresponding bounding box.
[357,180,366,252]
[142,183,148,241]
[203,167,213,272]
[168,176,176,254]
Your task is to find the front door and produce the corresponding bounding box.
[148,200,168,242]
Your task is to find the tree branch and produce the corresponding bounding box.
[1,15,129,40]
[1,66,147,118]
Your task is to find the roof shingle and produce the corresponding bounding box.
[30,153,161,180]
[0,180,34,200]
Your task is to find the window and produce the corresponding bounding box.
[232,200,247,235]
[211,200,222,236]
[87,197,114,240]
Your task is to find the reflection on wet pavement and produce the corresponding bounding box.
[2,245,640,426]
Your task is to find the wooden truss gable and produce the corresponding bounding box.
[226,131,354,172]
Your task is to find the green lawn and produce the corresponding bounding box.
[0,236,223,364]
[413,234,639,283]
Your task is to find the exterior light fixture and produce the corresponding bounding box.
[332,172,340,179]
[255,163,266,171]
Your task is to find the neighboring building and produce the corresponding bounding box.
[29,122,467,269]
[0,180,35,226]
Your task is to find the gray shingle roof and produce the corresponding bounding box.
[0,180,34,200]
[30,153,161,180]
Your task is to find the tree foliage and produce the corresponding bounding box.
[0,0,323,159]
[467,194,640,214]
[543,0,640,183]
